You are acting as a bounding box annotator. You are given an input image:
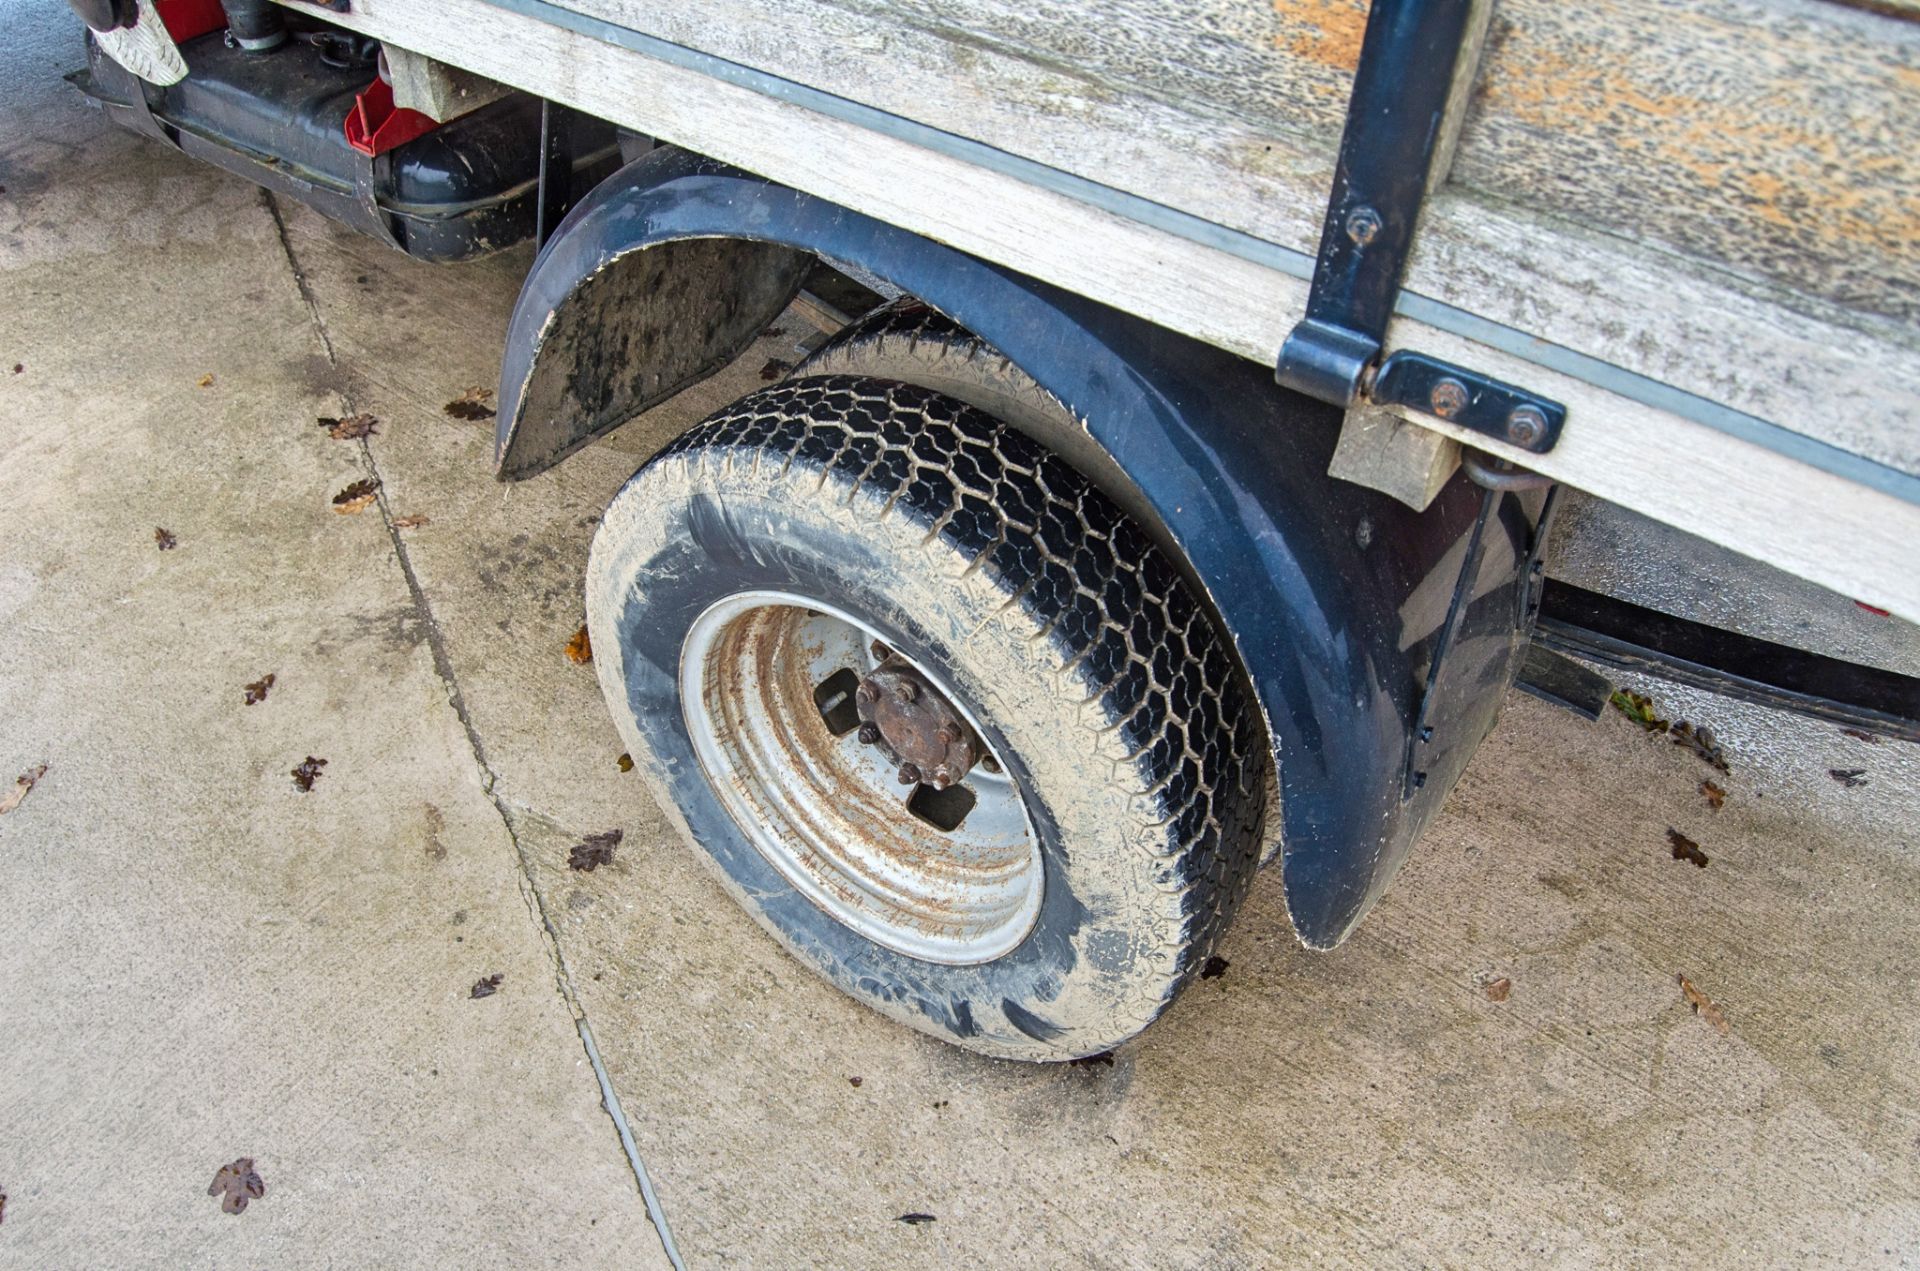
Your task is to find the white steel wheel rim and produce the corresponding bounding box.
[679,590,1042,965]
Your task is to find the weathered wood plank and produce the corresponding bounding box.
[385,46,514,122]
[1461,0,1920,325]
[547,0,1920,479]
[280,0,1920,621]
[801,0,1920,329]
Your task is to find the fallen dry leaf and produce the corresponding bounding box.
[897,1213,937,1226]
[196,373,215,388]
[564,624,592,665]
[154,527,178,551]
[616,752,634,772]
[331,478,379,514]
[317,412,378,440]
[1069,1051,1116,1068]
[1199,955,1229,980]
[1700,780,1726,811]
[290,756,327,792]
[1609,689,1668,733]
[759,357,793,381]
[1671,720,1731,773]
[443,387,496,421]
[1667,827,1710,868]
[0,765,47,816]
[569,829,622,872]
[848,1076,863,1088]
[1677,974,1729,1035]
[390,513,430,529]
[760,326,786,338]
[208,1158,264,1215]
[470,973,503,999]
[1829,768,1868,789]
[1840,727,1881,745]
[242,674,275,706]
[0,1183,7,1224]
[1485,976,1512,1002]
[10,363,22,374]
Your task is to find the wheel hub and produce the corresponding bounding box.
[679,591,1041,964]
[855,654,980,789]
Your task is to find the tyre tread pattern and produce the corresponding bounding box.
[657,376,1266,1025]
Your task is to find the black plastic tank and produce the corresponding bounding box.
[74,24,620,262]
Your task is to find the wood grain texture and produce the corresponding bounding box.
[546,0,1920,480]
[385,46,513,122]
[584,0,1920,328]
[1461,0,1920,325]
[282,0,1920,621]
[1329,408,1461,511]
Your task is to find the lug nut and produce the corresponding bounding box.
[870,640,890,660]
[1429,378,1469,419]
[857,723,881,745]
[897,763,921,786]
[931,764,954,790]
[894,679,917,703]
[936,723,961,746]
[855,680,877,703]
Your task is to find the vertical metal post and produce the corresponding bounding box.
[1275,0,1481,408]
[536,98,575,248]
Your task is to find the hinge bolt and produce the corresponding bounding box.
[1505,404,1549,449]
[897,763,922,786]
[931,764,955,790]
[1429,378,1469,419]
[857,723,881,745]
[894,679,917,703]
[1345,206,1382,247]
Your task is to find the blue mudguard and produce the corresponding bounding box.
[496,148,1545,948]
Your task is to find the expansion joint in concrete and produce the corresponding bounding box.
[261,191,685,1270]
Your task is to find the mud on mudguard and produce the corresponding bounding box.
[496,147,1547,948]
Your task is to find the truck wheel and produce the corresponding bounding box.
[586,374,1266,1059]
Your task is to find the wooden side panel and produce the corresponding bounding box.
[580,0,1920,327]
[551,0,1920,478]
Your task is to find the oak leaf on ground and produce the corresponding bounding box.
[331,479,379,514]
[207,1158,264,1215]
[564,624,592,664]
[1677,974,1729,1034]
[0,765,47,816]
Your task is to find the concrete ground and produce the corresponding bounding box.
[4,7,1919,1266]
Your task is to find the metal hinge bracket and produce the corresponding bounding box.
[1275,0,1564,455]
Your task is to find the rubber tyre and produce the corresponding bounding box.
[587,374,1267,1060]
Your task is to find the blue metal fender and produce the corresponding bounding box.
[496,147,1545,949]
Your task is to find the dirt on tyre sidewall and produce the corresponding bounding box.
[587,374,1267,1060]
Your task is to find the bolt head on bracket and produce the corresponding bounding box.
[1372,352,1566,454]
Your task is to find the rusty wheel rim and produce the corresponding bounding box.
[680,591,1041,964]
